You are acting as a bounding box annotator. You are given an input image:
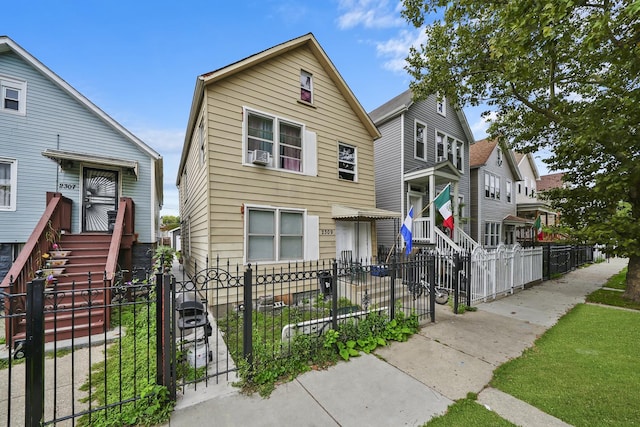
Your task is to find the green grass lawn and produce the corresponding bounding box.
[425,265,640,426]
[425,394,516,427]
[491,304,640,426]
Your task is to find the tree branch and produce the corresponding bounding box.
[508,82,576,129]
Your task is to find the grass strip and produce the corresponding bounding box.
[425,395,516,427]
[491,304,640,426]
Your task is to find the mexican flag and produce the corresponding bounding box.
[534,216,543,241]
[434,184,454,231]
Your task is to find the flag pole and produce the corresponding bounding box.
[383,183,453,264]
[384,194,443,264]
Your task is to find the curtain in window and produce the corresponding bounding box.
[248,114,274,154]
[279,122,302,171]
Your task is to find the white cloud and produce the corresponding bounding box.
[470,111,497,139]
[375,28,427,72]
[336,0,405,29]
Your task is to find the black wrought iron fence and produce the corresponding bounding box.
[167,250,471,396]
[1,251,471,425]
[0,268,160,427]
[541,244,595,280]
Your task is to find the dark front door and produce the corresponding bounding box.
[83,168,118,232]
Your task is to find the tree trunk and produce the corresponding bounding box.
[622,255,640,303]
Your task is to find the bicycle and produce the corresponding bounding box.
[406,276,449,305]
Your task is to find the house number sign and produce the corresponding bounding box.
[58,183,77,190]
[320,229,334,235]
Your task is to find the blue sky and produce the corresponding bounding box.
[4,0,547,216]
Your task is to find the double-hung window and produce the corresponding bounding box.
[1,77,26,115]
[246,110,303,172]
[415,121,426,160]
[247,207,304,262]
[485,172,501,200]
[338,142,356,181]
[0,158,17,211]
[484,222,501,247]
[506,180,512,203]
[435,131,464,172]
[436,132,445,161]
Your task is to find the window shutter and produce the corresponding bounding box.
[303,130,317,176]
[305,215,319,260]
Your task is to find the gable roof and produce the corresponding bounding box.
[514,151,541,181]
[368,89,475,143]
[0,36,161,161]
[178,33,379,182]
[470,138,522,181]
[538,172,565,191]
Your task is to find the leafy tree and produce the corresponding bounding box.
[402,0,640,301]
[160,215,180,232]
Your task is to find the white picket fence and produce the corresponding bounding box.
[469,243,543,303]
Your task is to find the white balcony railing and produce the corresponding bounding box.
[413,217,432,242]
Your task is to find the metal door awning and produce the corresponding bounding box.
[42,149,139,178]
[332,205,401,221]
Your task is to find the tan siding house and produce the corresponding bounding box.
[177,33,398,273]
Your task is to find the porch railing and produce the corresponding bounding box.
[413,217,432,242]
[1,192,71,346]
[0,192,71,293]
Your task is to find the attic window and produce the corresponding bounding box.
[1,77,26,115]
[436,94,446,116]
[300,70,313,103]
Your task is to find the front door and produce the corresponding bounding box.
[335,221,372,262]
[83,168,118,232]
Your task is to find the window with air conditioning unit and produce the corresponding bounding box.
[245,109,309,173]
[251,149,271,166]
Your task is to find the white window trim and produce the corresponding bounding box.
[300,70,313,104]
[414,120,427,161]
[506,180,512,203]
[243,107,306,174]
[1,76,27,116]
[338,142,357,182]
[436,93,446,117]
[484,221,501,247]
[435,129,464,172]
[244,204,307,264]
[484,171,501,200]
[0,157,17,211]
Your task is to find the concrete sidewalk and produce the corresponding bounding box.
[166,257,628,427]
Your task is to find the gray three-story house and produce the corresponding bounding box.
[370,90,476,254]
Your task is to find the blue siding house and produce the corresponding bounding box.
[0,36,163,282]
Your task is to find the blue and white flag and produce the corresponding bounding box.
[400,206,414,255]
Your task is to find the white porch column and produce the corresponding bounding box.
[453,181,459,242]
[429,175,435,243]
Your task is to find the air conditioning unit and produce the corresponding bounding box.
[251,150,270,166]
[437,156,446,163]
